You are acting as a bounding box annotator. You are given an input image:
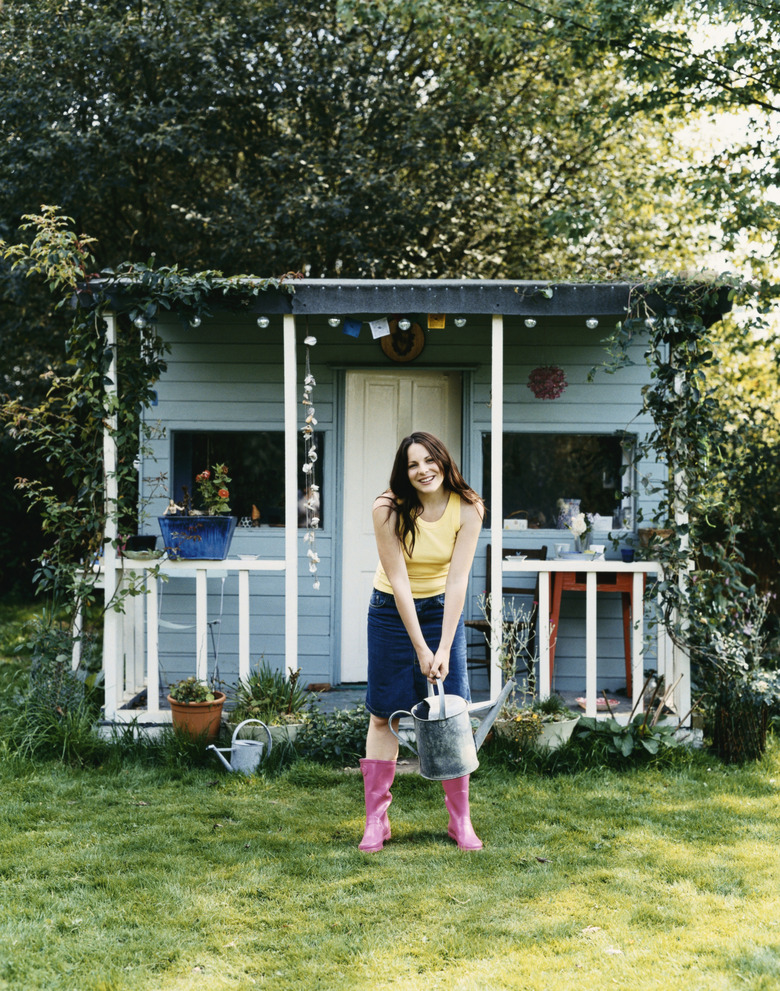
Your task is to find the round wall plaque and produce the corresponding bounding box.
[380,319,425,363]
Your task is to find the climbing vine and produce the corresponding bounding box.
[0,208,296,635]
[593,273,776,689]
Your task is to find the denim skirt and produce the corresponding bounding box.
[365,589,470,719]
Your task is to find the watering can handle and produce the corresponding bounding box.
[388,710,416,755]
[426,677,447,720]
[231,718,272,757]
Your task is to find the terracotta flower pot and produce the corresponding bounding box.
[167,692,226,742]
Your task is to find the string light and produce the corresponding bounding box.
[257,316,270,328]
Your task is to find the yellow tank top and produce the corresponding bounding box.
[373,490,462,598]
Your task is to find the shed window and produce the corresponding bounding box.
[172,431,323,527]
[481,433,632,529]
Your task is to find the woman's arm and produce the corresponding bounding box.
[372,495,435,675]
[429,498,485,682]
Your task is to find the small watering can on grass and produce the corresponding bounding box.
[389,678,515,781]
[207,719,272,775]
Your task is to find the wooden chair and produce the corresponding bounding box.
[465,544,548,680]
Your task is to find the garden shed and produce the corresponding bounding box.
[99,278,730,730]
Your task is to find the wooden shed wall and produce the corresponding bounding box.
[139,310,659,693]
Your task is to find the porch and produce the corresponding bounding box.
[97,556,684,727]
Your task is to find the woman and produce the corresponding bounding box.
[359,431,485,852]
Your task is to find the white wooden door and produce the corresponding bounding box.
[340,370,462,681]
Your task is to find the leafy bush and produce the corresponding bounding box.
[0,617,106,765]
[296,705,369,767]
[574,714,681,760]
[168,677,221,703]
[230,660,313,724]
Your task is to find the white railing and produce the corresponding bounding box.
[102,558,286,724]
[500,559,689,722]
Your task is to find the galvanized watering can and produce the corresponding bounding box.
[389,679,515,781]
[207,719,272,775]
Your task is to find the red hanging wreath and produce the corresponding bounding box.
[527,365,567,400]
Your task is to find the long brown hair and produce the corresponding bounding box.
[381,432,482,556]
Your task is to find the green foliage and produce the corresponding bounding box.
[194,462,231,515]
[296,704,370,767]
[594,277,780,697]
[167,677,220,704]
[574,714,682,762]
[230,661,313,725]
[0,618,106,765]
[0,208,294,630]
[0,0,708,281]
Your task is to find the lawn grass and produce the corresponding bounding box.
[1,744,779,991]
[2,600,778,989]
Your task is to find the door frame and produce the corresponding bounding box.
[332,366,474,684]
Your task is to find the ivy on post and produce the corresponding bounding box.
[593,274,769,715]
[0,208,295,664]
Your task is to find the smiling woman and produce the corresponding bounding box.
[359,431,486,852]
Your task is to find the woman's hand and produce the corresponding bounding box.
[416,645,436,681]
[426,646,451,684]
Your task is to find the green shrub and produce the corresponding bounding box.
[230,660,313,724]
[0,617,105,765]
[296,705,369,767]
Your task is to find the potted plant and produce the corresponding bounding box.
[167,676,226,742]
[700,592,773,764]
[475,593,579,750]
[228,661,314,744]
[158,463,237,559]
[494,694,580,749]
[567,511,593,553]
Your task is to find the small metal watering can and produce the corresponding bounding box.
[389,679,515,780]
[207,719,272,775]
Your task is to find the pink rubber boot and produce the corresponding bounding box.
[442,775,483,850]
[358,758,397,852]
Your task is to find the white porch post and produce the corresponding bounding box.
[238,569,251,683]
[283,314,299,677]
[489,313,504,697]
[102,312,120,720]
[672,369,692,723]
[584,572,598,716]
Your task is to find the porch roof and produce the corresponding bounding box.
[101,277,732,325]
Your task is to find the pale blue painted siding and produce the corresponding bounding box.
[140,310,659,694]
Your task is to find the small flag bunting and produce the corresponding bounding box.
[369,318,391,340]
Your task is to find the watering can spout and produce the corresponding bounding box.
[207,744,234,772]
[472,679,516,752]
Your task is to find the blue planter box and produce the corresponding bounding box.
[158,515,237,560]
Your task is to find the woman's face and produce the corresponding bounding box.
[406,442,444,496]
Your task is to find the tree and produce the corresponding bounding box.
[0,0,709,280]
[503,0,780,272]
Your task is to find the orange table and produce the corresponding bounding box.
[549,570,644,694]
